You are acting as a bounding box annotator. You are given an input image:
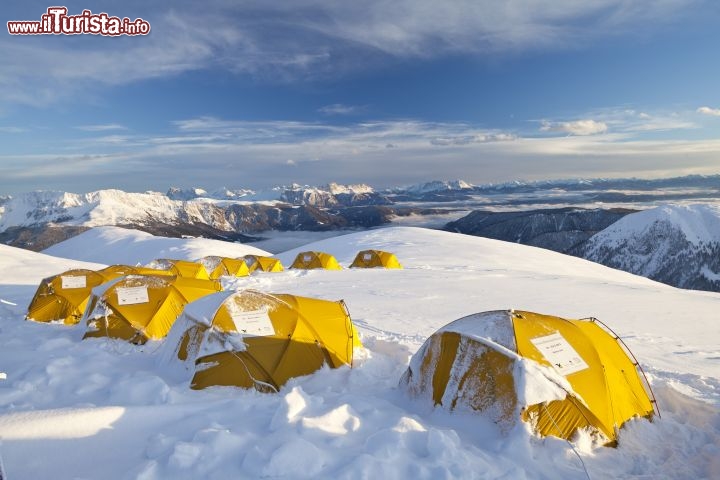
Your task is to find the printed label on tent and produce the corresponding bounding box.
[303,254,313,263]
[116,286,149,305]
[231,308,275,336]
[61,275,87,289]
[363,253,373,261]
[530,332,589,376]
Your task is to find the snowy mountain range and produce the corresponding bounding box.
[0,186,403,250]
[2,176,720,293]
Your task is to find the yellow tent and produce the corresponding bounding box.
[290,251,342,270]
[400,310,657,445]
[350,249,403,269]
[164,290,362,392]
[199,256,250,279]
[148,259,210,279]
[243,255,284,273]
[83,274,222,344]
[25,265,171,325]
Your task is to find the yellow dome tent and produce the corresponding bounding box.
[163,290,362,392]
[147,259,210,279]
[243,255,284,273]
[400,310,657,445]
[290,251,342,270]
[83,274,222,344]
[199,256,251,279]
[350,249,403,269]
[25,265,171,325]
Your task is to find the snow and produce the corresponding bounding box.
[399,179,474,194]
[701,266,720,282]
[0,243,103,286]
[0,226,719,479]
[43,226,270,265]
[589,204,720,247]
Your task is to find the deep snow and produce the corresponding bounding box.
[0,227,718,479]
[43,226,270,265]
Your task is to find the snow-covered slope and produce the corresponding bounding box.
[582,204,720,291]
[43,226,270,265]
[1,227,719,479]
[0,244,104,286]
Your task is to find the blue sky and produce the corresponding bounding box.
[1,0,720,194]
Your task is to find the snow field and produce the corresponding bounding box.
[0,226,718,479]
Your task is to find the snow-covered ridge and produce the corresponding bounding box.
[586,204,720,247]
[581,204,720,290]
[0,184,390,233]
[0,189,235,232]
[396,179,474,194]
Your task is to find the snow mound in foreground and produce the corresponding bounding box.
[43,226,270,265]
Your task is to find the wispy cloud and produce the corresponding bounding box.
[4,112,720,194]
[75,124,128,132]
[0,126,27,133]
[540,119,608,136]
[697,106,720,116]
[0,1,704,107]
[318,104,366,115]
[539,109,699,136]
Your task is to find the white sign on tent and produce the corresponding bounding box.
[231,307,275,336]
[530,332,589,376]
[116,286,150,305]
[61,275,87,289]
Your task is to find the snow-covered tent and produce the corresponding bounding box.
[198,256,251,279]
[25,265,171,325]
[349,249,403,269]
[146,259,210,280]
[400,310,657,445]
[243,255,284,273]
[162,290,362,392]
[289,251,342,270]
[82,274,222,344]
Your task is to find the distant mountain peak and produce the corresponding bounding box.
[400,179,474,194]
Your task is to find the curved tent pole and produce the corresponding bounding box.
[584,317,661,419]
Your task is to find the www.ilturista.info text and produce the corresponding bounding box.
[8,7,150,36]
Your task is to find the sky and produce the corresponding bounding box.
[1,0,720,194]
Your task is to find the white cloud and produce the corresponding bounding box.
[5,112,720,194]
[697,106,720,116]
[540,119,608,136]
[0,0,702,107]
[0,126,27,133]
[76,124,127,132]
[318,104,366,115]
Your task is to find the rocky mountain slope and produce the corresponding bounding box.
[578,204,720,291]
[445,208,636,253]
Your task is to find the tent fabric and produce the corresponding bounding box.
[243,255,284,273]
[400,310,656,444]
[25,265,171,325]
[164,290,361,392]
[199,256,250,279]
[83,274,222,344]
[350,250,403,269]
[289,251,342,270]
[147,259,211,279]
